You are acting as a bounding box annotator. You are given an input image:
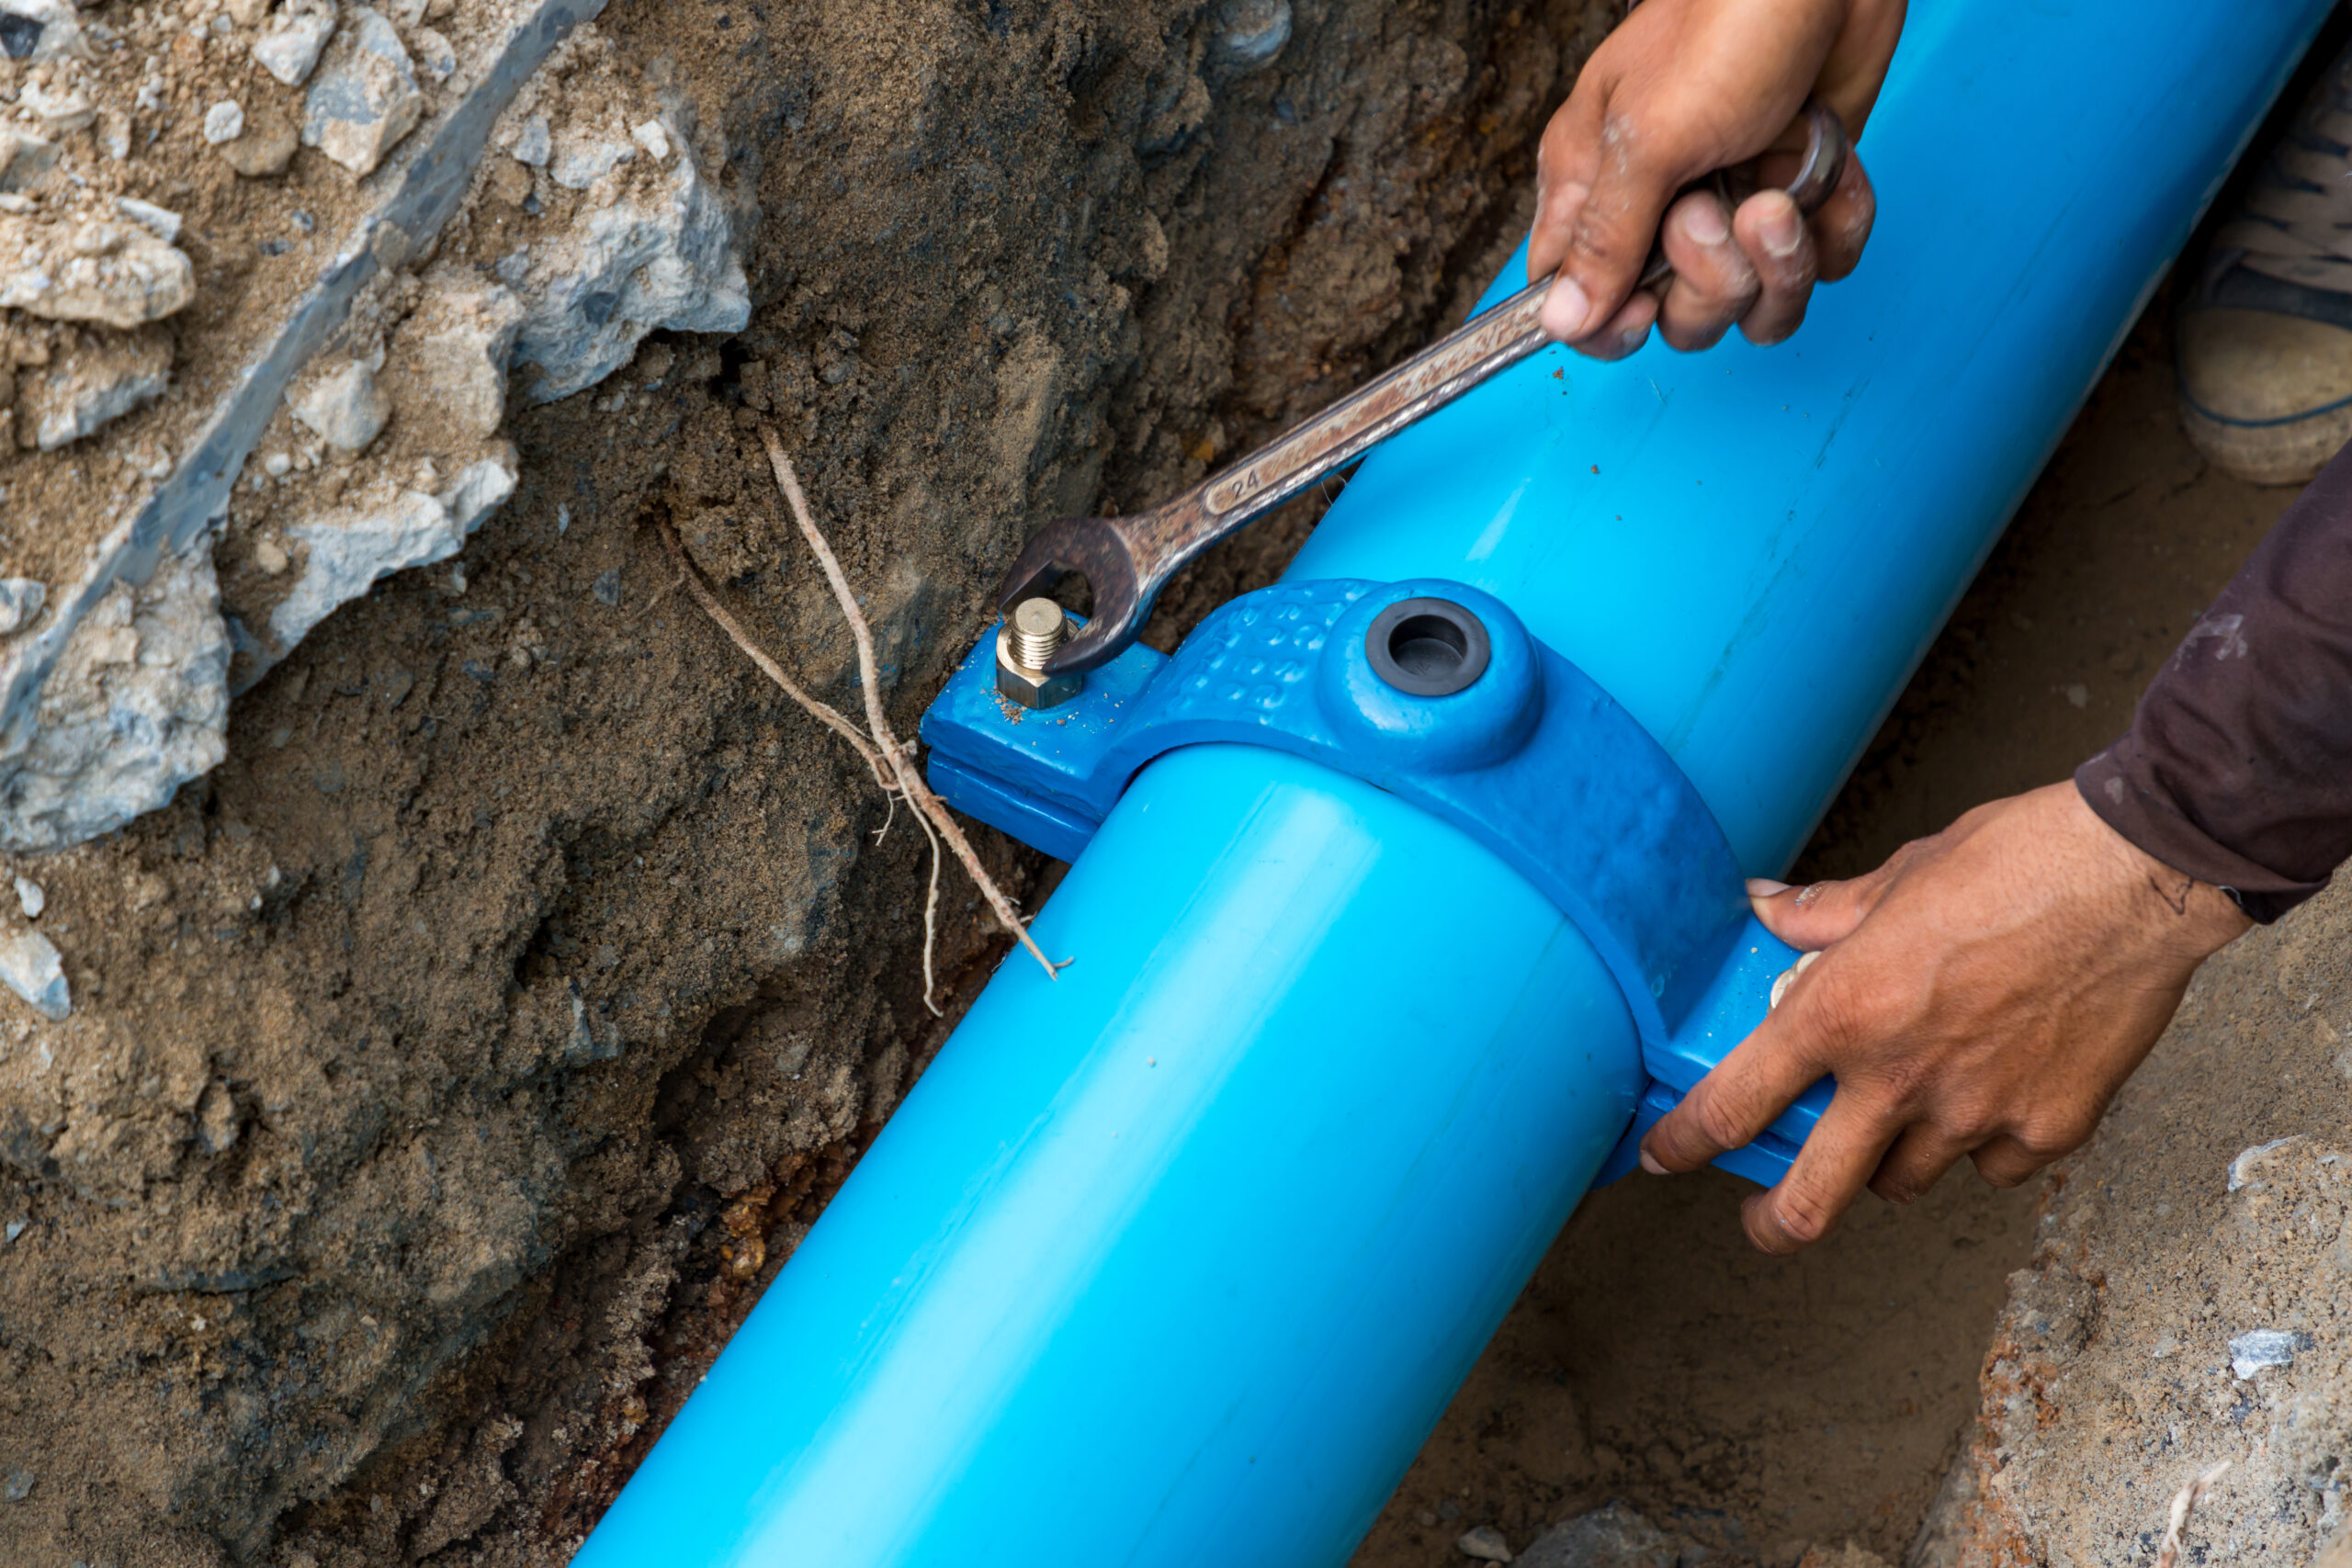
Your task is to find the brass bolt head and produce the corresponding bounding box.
[996,602,1082,710]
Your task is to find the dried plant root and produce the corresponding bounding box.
[759,426,1066,985]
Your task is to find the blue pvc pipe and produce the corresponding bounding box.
[579,3,2330,1562]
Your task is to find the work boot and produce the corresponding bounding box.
[2179,45,2352,486]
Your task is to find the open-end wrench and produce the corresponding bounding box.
[997,100,1849,675]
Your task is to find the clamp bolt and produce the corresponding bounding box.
[996,598,1083,710]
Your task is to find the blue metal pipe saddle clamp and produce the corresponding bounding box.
[922,578,1831,1185]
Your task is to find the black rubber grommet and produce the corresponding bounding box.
[1365,597,1491,696]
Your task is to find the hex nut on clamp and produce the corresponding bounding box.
[996,598,1083,710]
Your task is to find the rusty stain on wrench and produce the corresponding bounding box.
[998,101,1849,675]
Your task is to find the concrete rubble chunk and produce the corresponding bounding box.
[0,127,59,192]
[0,580,44,636]
[0,0,87,65]
[0,216,197,328]
[0,925,68,1020]
[301,7,424,176]
[512,118,749,402]
[0,545,228,852]
[254,0,336,87]
[268,446,517,651]
[22,328,173,450]
[288,357,389,452]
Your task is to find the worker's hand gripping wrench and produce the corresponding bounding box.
[995,101,1849,675]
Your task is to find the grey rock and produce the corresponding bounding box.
[0,547,230,853]
[0,0,85,65]
[0,217,198,328]
[1459,1524,1515,1562]
[287,358,389,452]
[268,449,516,652]
[0,925,69,1020]
[510,116,747,401]
[2230,1328,2313,1379]
[0,127,58,192]
[21,328,172,450]
[113,197,183,243]
[549,134,633,189]
[510,112,550,165]
[0,580,46,637]
[0,1466,31,1503]
[13,876,42,919]
[254,0,335,86]
[1519,1504,1682,1568]
[301,7,423,175]
[1216,0,1291,68]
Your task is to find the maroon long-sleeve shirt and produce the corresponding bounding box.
[2076,440,2352,921]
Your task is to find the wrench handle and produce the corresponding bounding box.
[1149,98,1850,592]
[1009,99,1851,675]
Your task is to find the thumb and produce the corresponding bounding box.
[1746,871,1885,951]
[1548,116,1686,340]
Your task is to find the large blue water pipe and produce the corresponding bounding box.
[577,3,2330,1562]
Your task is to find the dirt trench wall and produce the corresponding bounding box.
[1919,875,2352,1568]
[0,1,1613,1562]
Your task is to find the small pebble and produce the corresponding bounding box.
[2230,1328,2310,1380]
[0,1468,31,1504]
[262,451,290,478]
[1457,1525,1513,1562]
[2,1219,22,1243]
[113,195,182,241]
[511,112,550,166]
[13,877,41,919]
[201,98,244,143]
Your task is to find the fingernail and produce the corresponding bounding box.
[1746,878,1791,897]
[1543,276,1591,339]
[1758,198,1804,259]
[1639,1149,1668,1176]
[1680,199,1729,246]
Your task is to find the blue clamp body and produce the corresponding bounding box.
[920,578,1828,1184]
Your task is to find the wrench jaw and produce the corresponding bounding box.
[993,516,1146,676]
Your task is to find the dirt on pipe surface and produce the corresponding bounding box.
[0,2,2335,1566]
